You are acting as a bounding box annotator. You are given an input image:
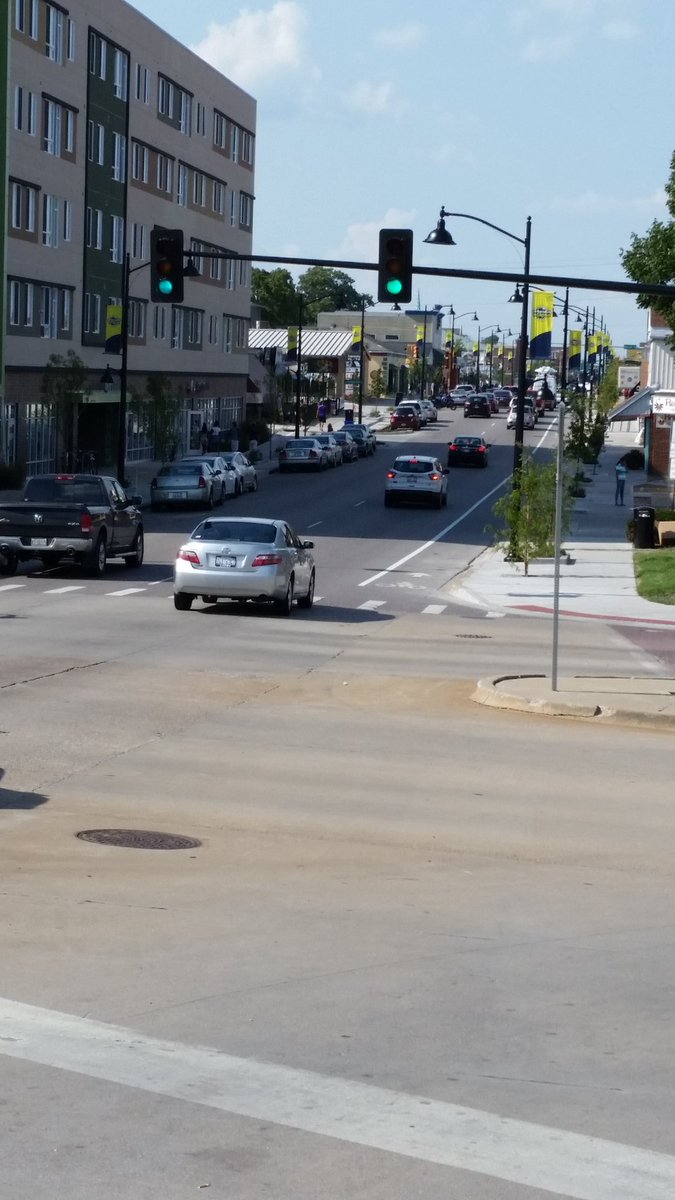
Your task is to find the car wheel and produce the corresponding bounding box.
[174,592,193,611]
[443,488,448,507]
[274,576,294,616]
[297,570,315,609]
[151,502,161,512]
[384,492,393,507]
[250,474,258,491]
[0,551,18,577]
[204,488,214,510]
[124,529,144,567]
[219,484,226,505]
[235,479,242,497]
[86,535,107,578]
[434,493,443,510]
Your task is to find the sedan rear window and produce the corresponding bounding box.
[287,439,315,447]
[455,438,482,447]
[192,520,277,544]
[160,464,202,476]
[393,459,434,474]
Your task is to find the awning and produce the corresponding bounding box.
[609,387,653,421]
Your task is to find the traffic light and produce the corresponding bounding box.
[150,227,184,303]
[377,228,413,304]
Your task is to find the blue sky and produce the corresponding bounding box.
[131,0,672,353]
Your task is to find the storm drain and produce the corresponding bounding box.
[76,829,201,850]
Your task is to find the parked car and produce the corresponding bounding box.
[220,451,258,493]
[179,455,237,502]
[485,391,499,414]
[346,426,376,456]
[332,430,359,462]
[419,399,438,423]
[384,455,449,509]
[278,437,330,472]
[447,435,489,468]
[464,394,492,418]
[151,462,217,511]
[492,387,512,408]
[390,405,421,431]
[506,400,535,430]
[173,517,315,615]
[348,424,377,453]
[313,434,343,466]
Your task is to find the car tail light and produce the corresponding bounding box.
[449,443,457,451]
[428,472,441,481]
[198,475,206,488]
[80,513,93,533]
[56,474,75,481]
[251,553,283,567]
[178,549,200,564]
[477,446,486,453]
[386,471,396,479]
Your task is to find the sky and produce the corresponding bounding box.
[130,0,674,354]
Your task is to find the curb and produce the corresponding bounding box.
[472,675,675,728]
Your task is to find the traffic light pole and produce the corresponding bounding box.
[116,252,131,485]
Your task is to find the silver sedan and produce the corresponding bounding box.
[178,455,238,501]
[220,451,258,495]
[173,517,316,616]
[151,462,217,510]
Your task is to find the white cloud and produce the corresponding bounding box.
[373,22,427,50]
[522,33,574,62]
[550,188,667,215]
[340,80,402,116]
[190,1,312,90]
[602,19,640,39]
[337,211,417,262]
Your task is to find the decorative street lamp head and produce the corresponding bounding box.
[508,284,524,304]
[423,208,456,246]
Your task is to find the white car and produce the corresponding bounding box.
[384,455,449,509]
[506,401,535,430]
[220,451,258,494]
[313,433,343,466]
[419,399,438,423]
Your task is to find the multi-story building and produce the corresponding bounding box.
[4,0,256,473]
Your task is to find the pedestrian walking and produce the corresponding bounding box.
[199,422,208,453]
[615,460,627,506]
[317,401,327,431]
[210,420,221,449]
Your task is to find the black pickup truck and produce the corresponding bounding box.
[0,474,144,577]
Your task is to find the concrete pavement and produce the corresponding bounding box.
[454,424,675,726]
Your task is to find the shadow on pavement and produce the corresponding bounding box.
[190,602,394,624]
[0,768,49,810]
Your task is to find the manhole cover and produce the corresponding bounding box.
[76,829,201,850]
[455,634,492,639]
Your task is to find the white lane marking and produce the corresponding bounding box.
[44,586,86,594]
[104,588,147,596]
[0,583,26,591]
[1,999,674,1200]
[148,578,173,585]
[353,500,366,507]
[422,603,447,615]
[360,475,512,586]
[358,599,386,610]
[307,521,323,528]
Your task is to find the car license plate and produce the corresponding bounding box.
[288,450,302,458]
[214,555,236,568]
[461,447,470,452]
[168,491,187,499]
[31,537,48,547]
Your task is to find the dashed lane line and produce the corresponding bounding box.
[104,587,147,596]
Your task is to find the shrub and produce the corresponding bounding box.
[621,448,645,470]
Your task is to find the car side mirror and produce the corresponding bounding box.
[130,494,143,506]
[301,540,314,549]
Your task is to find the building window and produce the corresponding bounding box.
[128,300,146,339]
[15,0,38,38]
[86,206,103,249]
[14,86,37,135]
[131,223,146,259]
[193,172,205,207]
[153,307,167,341]
[180,91,191,134]
[131,142,148,182]
[212,180,225,216]
[238,258,248,287]
[88,31,106,79]
[135,64,151,103]
[45,4,64,62]
[83,292,101,335]
[223,316,232,354]
[42,193,59,247]
[226,258,235,290]
[63,199,72,242]
[43,99,62,156]
[171,308,184,350]
[241,129,254,165]
[156,154,173,194]
[87,120,104,165]
[210,251,222,282]
[208,314,219,344]
[110,214,125,264]
[213,110,226,149]
[158,75,174,119]
[10,181,38,233]
[239,192,253,229]
[187,310,202,346]
[60,290,71,333]
[41,286,58,338]
[113,49,129,101]
[235,318,247,349]
[230,124,239,163]
[176,163,187,206]
[229,189,237,227]
[112,132,127,182]
[64,109,74,154]
[9,280,35,327]
[195,102,207,136]
[67,18,75,60]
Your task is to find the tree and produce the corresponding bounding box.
[297,267,373,322]
[369,367,386,398]
[251,268,298,326]
[41,350,90,463]
[621,150,675,344]
[128,374,182,461]
[491,452,572,575]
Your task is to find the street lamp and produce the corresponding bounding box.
[499,329,513,384]
[443,308,477,389]
[481,324,502,387]
[425,206,532,475]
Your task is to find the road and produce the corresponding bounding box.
[2,407,675,1200]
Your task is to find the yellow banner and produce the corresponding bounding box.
[105,304,122,343]
[568,329,582,361]
[417,324,425,343]
[530,291,554,356]
[588,333,599,356]
[352,325,362,346]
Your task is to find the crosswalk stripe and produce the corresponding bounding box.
[421,604,447,615]
[104,588,147,596]
[44,586,86,594]
[0,583,25,591]
[358,599,386,611]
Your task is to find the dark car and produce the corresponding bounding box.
[464,394,492,418]
[492,387,512,408]
[347,427,375,456]
[447,435,489,468]
[390,405,421,431]
[485,391,499,414]
[332,430,359,462]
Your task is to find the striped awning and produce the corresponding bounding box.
[248,327,356,357]
[609,387,653,421]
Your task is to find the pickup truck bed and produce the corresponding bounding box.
[0,474,144,577]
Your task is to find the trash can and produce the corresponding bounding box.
[633,506,655,549]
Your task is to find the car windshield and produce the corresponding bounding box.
[315,436,333,445]
[160,464,202,476]
[393,459,433,474]
[454,438,482,447]
[286,439,315,447]
[333,432,349,441]
[24,477,104,504]
[192,520,277,544]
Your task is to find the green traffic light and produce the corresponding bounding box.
[158,279,173,295]
[386,279,403,296]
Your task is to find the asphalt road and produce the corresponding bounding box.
[2,406,675,1200]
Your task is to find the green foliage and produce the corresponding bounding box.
[40,350,90,448]
[298,267,373,320]
[596,359,620,416]
[491,452,572,575]
[621,150,675,346]
[369,367,386,398]
[129,374,182,461]
[252,268,299,326]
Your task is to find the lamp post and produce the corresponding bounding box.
[444,308,477,388]
[425,207,532,476]
[499,328,513,384]
[358,295,366,423]
[419,306,429,400]
[481,324,501,387]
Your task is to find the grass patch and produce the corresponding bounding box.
[634,550,675,604]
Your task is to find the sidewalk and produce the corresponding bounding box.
[457,424,675,727]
